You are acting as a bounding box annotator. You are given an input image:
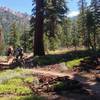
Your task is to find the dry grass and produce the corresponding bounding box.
[0,56,7,62]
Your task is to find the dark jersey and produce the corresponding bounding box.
[6,48,13,56]
[15,47,23,56]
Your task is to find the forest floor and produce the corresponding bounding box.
[30,61,100,100]
[0,49,100,100]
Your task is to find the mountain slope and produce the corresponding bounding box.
[0,7,30,33]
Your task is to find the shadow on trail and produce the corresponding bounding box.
[69,73,100,100]
[25,50,100,67]
[25,72,100,100]
[0,50,100,70]
[74,57,100,72]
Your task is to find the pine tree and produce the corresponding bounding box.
[89,0,100,50]
[61,18,72,47]
[78,0,88,47]
[85,9,94,50]
[8,22,19,49]
[44,0,68,37]
[20,29,31,52]
[90,0,100,26]
[71,20,79,50]
[31,0,68,55]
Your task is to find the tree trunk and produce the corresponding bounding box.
[93,30,96,51]
[34,0,45,56]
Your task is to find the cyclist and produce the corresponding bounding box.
[6,46,14,61]
[15,46,24,60]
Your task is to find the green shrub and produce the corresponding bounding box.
[53,82,64,90]
[0,84,32,95]
[3,78,23,85]
[0,68,40,97]
[65,58,84,69]
[24,77,34,83]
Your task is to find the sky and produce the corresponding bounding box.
[0,0,91,17]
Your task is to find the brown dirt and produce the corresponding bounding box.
[30,56,100,100]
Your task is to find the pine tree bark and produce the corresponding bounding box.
[34,0,45,56]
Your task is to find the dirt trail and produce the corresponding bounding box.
[32,68,100,95]
[0,57,14,65]
[32,68,74,78]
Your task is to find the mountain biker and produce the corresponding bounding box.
[15,46,24,60]
[6,46,14,61]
